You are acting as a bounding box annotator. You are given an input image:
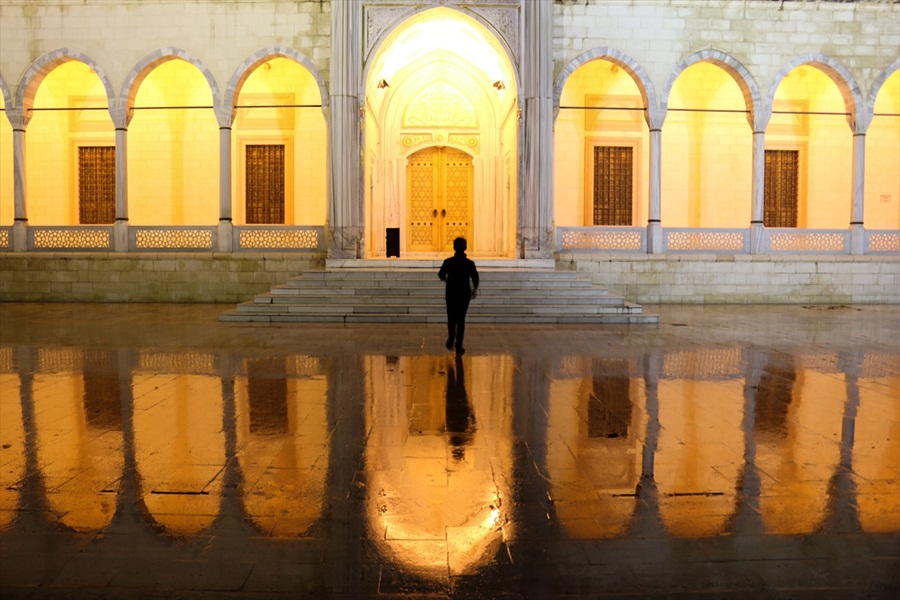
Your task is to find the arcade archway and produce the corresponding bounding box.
[364,8,518,258]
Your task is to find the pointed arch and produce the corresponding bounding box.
[554,47,657,126]
[118,48,220,118]
[224,46,329,126]
[364,5,520,98]
[662,50,761,129]
[15,48,115,111]
[766,53,862,130]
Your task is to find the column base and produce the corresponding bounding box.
[114,221,129,252]
[646,222,663,254]
[327,226,364,259]
[849,224,865,255]
[218,221,234,253]
[12,221,27,252]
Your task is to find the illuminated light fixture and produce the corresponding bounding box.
[493,80,505,90]
[377,78,389,89]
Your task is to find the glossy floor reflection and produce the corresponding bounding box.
[1,303,898,599]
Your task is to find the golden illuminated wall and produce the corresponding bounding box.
[26,60,114,226]
[770,65,852,229]
[129,59,218,226]
[865,71,900,229]
[0,94,12,224]
[663,63,753,228]
[554,59,650,227]
[234,57,327,225]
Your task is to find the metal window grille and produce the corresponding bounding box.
[78,146,116,224]
[589,375,631,439]
[764,150,799,228]
[82,350,121,429]
[754,363,796,435]
[246,358,288,434]
[592,146,633,226]
[246,144,285,224]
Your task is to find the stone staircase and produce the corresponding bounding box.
[219,259,657,324]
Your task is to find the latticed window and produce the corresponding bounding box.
[78,146,116,224]
[246,144,285,224]
[592,146,633,226]
[246,358,288,434]
[589,375,631,439]
[764,149,799,228]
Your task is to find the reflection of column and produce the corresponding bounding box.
[822,370,861,533]
[730,350,765,534]
[647,127,663,253]
[512,354,554,597]
[849,130,866,255]
[521,0,553,258]
[110,107,131,252]
[213,354,252,534]
[629,354,664,537]
[8,108,29,251]
[109,348,149,533]
[327,355,370,593]
[13,346,52,527]
[328,0,363,258]
[750,130,766,253]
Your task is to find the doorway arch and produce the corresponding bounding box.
[364,7,518,257]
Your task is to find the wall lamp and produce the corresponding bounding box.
[377,78,389,89]
[493,80,505,91]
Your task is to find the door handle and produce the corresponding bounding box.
[433,209,438,218]
[441,209,446,218]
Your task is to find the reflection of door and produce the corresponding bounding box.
[407,147,473,252]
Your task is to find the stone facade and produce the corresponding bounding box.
[0,1,897,303]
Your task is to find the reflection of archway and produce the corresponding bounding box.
[364,8,518,257]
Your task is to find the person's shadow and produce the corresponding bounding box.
[445,354,476,462]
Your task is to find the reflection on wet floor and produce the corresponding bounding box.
[1,303,898,598]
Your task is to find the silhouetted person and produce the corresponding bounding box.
[438,237,479,355]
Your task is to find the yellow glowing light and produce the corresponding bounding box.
[372,8,509,90]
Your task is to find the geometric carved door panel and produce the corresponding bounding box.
[407,146,473,252]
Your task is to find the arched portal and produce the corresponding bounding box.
[364,8,518,258]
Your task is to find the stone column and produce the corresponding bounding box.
[328,0,363,258]
[646,127,663,254]
[110,108,131,252]
[750,130,766,253]
[7,108,30,251]
[850,131,866,255]
[216,106,235,252]
[521,0,553,258]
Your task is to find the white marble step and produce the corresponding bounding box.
[220,267,658,324]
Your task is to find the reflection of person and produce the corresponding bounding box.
[445,354,475,462]
[438,237,479,355]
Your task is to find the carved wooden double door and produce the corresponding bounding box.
[406,146,473,253]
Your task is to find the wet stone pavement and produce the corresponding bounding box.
[0,302,898,599]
